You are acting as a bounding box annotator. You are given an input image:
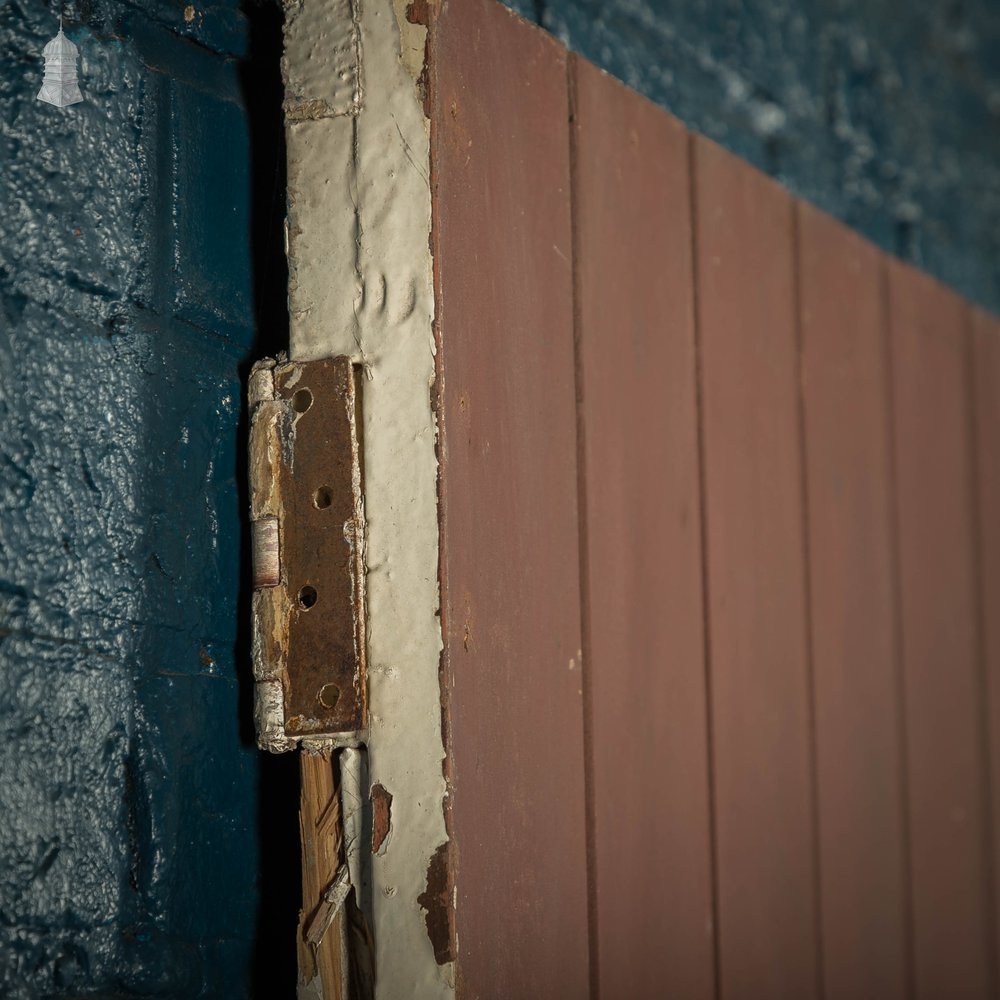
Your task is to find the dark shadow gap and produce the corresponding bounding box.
[237,2,300,996]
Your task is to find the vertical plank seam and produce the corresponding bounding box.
[566,52,600,1000]
[881,259,917,999]
[687,133,722,1000]
[791,201,827,1000]
[963,307,1000,997]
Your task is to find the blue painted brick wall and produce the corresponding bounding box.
[0,2,293,996]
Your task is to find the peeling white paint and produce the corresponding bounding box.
[284,0,452,994]
[340,746,365,900]
[305,864,352,947]
[282,0,362,119]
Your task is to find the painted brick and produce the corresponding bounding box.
[0,2,265,996]
[170,80,255,344]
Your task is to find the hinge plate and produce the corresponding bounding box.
[248,355,366,752]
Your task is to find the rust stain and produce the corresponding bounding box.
[370,783,393,854]
[248,356,367,749]
[416,841,456,965]
[276,357,365,736]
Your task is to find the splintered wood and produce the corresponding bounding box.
[298,751,347,998]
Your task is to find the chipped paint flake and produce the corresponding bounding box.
[283,0,362,119]
[371,783,393,855]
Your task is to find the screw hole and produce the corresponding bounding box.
[292,388,313,413]
[298,585,318,609]
[314,486,333,510]
[318,683,341,709]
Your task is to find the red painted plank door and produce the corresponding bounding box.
[693,136,820,1000]
[973,308,1000,974]
[888,260,995,999]
[797,203,908,999]
[571,57,716,1000]
[430,3,590,998]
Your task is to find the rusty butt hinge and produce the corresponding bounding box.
[248,355,367,752]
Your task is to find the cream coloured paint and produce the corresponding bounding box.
[283,0,453,996]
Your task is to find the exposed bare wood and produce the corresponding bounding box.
[297,750,347,998]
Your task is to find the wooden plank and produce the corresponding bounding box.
[888,260,994,999]
[429,3,590,997]
[571,57,715,1000]
[297,751,346,998]
[692,136,820,999]
[797,203,908,998]
[973,307,1000,976]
